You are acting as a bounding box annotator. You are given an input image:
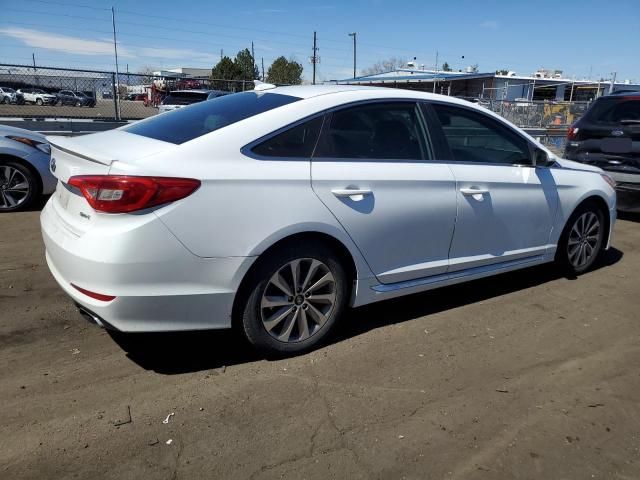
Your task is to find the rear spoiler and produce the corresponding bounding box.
[47,136,115,166]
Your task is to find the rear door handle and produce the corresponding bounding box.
[331,188,372,199]
[460,187,489,195]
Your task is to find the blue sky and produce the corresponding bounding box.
[1,0,638,82]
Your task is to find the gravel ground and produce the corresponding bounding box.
[0,100,157,120]
[1,209,639,479]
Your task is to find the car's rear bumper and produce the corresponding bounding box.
[41,199,256,332]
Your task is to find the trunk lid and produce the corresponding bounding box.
[46,130,175,235]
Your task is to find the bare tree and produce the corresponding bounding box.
[136,66,156,84]
[361,57,407,76]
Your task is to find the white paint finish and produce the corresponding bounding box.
[312,160,457,283]
[447,164,559,271]
[39,85,617,333]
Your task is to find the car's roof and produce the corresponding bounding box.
[269,84,479,108]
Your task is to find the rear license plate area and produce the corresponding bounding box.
[601,137,632,154]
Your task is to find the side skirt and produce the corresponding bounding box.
[352,254,553,307]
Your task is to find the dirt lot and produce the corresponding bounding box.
[1,210,639,479]
[0,100,157,120]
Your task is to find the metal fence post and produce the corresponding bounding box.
[111,72,119,120]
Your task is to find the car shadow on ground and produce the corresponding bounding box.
[111,247,623,375]
[618,211,640,223]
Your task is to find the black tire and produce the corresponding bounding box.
[556,201,606,275]
[75,101,82,107]
[0,160,40,212]
[239,242,349,356]
[35,98,43,106]
[2,97,8,104]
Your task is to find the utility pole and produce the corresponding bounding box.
[220,49,223,60]
[433,50,438,93]
[348,32,357,79]
[111,6,121,120]
[312,31,318,85]
[261,57,265,81]
[251,41,255,80]
[32,52,38,86]
[609,71,617,94]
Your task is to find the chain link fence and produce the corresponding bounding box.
[0,63,591,132]
[0,64,258,121]
[470,98,591,128]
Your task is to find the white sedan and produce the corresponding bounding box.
[41,85,616,355]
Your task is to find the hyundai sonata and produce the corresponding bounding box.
[41,85,616,355]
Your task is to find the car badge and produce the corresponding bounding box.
[611,130,624,137]
[50,157,56,172]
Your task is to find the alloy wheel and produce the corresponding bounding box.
[260,258,337,343]
[0,165,31,210]
[567,211,600,269]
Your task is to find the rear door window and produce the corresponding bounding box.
[314,102,429,160]
[124,92,301,144]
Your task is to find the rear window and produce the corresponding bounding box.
[583,96,640,124]
[125,92,301,144]
[161,91,209,105]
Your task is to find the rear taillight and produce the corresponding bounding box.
[68,175,200,213]
[567,125,579,140]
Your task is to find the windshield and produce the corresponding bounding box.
[34,89,46,94]
[125,91,301,144]
[3,88,15,93]
[583,96,640,124]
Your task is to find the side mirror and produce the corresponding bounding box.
[533,148,554,167]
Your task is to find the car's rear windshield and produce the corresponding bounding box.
[125,91,301,144]
[161,91,209,105]
[583,96,640,124]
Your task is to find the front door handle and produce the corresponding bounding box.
[460,187,489,195]
[331,188,372,200]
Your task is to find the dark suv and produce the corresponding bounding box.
[564,93,640,211]
[56,90,96,107]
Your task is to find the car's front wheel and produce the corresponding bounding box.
[35,98,43,106]
[0,161,39,212]
[239,243,349,356]
[557,202,606,275]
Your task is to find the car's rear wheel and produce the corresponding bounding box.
[239,243,348,356]
[557,202,605,274]
[0,161,38,212]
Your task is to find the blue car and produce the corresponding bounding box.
[0,124,56,212]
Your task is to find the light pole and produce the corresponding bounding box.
[348,32,357,79]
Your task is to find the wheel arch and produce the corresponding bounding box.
[231,229,363,329]
[557,193,612,252]
[0,153,43,197]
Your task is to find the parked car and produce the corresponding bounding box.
[158,89,229,113]
[0,124,56,211]
[564,92,640,211]
[56,90,95,107]
[17,88,58,106]
[125,93,147,101]
[41,85,616,355]
[0,87,18,104]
